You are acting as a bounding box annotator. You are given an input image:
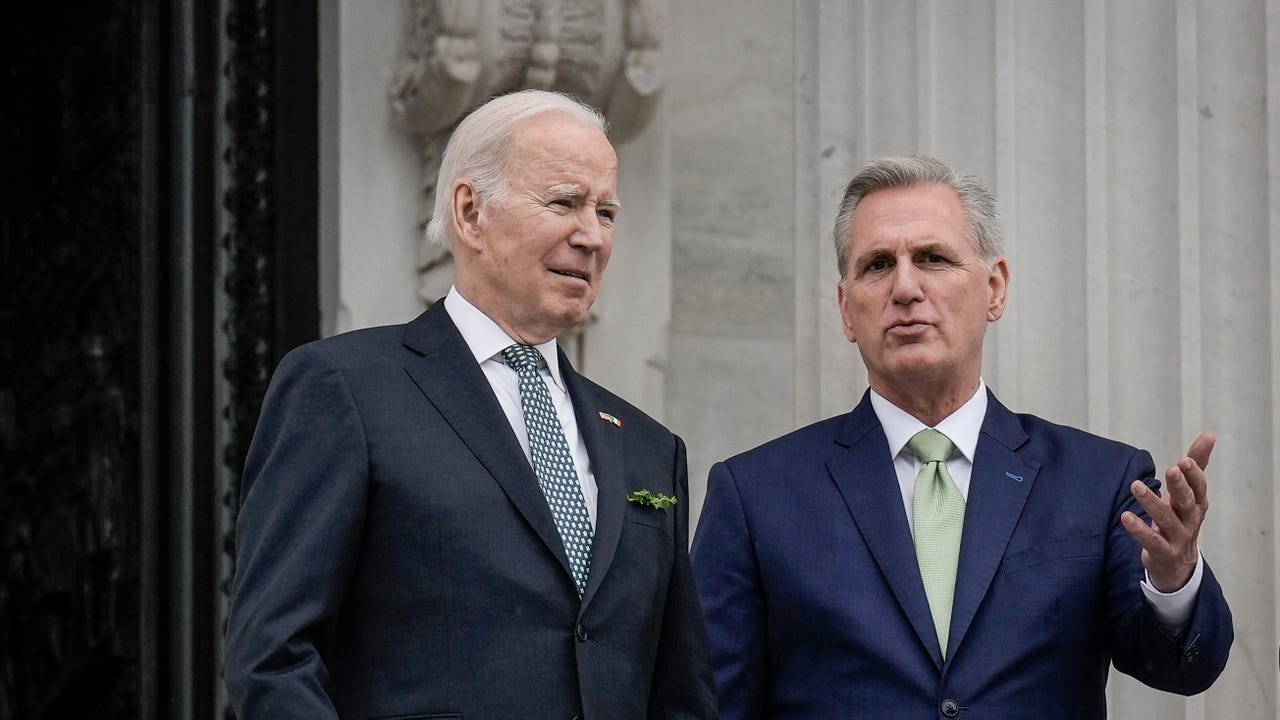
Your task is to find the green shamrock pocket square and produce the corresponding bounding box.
[627,489,678,511]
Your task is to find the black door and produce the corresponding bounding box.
[0,2,317,717]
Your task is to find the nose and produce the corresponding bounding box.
[569,209,609,251]
[890,262,924,304]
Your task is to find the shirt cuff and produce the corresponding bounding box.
[1140,550,1204,631]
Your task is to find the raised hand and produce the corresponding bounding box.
[1120,433,1214,593]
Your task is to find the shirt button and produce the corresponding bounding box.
[575,624,589,642]
[940,698,960,717]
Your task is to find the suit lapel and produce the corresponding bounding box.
[560,355,625,610]
[946,391,1039,660]
[827,393,945,667]
[401,304,575,580]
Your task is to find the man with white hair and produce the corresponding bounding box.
[226,90,716,719]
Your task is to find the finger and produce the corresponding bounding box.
[1129,479,1188,544]
[1176,459,1210,517]
[1163,463,1201,524]
[1123,507,1197,592]
[1120,507,1171,556]
[1177,452,1211,513]
[1185,432,1215,471]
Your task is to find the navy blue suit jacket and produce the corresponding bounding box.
[692,391,1231,720]
[225,302,716,719]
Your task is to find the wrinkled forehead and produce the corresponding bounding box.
[851,185,972,247]
[504,117,618,196]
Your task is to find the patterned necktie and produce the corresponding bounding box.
[908,428,965,657]
[502,344,593,597]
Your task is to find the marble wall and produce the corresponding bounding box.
[663,2,1279,716]
[324,1,1279,716]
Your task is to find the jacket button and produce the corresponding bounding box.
[575,624,589,642]
[1183,633,1201,663]
[940,698,960,717]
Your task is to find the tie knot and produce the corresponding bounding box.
[501,344,543,371]
[907,428,956,465]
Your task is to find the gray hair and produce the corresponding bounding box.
[832,156,1004,279]
[424,89,608,249]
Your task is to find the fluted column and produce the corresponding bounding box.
[781,1,1278,716]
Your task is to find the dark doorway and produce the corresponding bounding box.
[0,2,318,717]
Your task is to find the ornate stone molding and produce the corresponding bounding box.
[389,0,664,307]
[222,0,276,573]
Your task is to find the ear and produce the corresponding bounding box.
[837,280,857,343]
[450,179,484,252]
[986,257,1010,322]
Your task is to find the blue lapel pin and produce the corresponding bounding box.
[1004,471,1024,483]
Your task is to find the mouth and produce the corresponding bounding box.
[550,268,591,283]
[887,321,932,335]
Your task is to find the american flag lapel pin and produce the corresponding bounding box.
[598,411,622,428]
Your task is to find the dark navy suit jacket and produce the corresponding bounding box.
[692,390,1231,720]
[225,302,716,719]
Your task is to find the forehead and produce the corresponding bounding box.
[505,115,618,192]
[850,183,970,251]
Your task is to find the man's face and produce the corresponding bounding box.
[454,114,619,344]
[837,183,1008,399]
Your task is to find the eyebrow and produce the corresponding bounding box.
[855,240,952,263]
[546,184,582,199]
[853,247,892,266]
[546,184,622,210]
[911,241,952,255]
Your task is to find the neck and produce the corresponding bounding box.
[454,280,556,346]
[871,375,980,428]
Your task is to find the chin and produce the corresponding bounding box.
[564,295,596,317]
[884,355,947,380]
[543,306,590,335]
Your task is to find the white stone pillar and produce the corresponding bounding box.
[670,0,1280,716]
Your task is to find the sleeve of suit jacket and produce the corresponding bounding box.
[648,435,720,719]
[690,460,766,720]
[1106,450,1233,694]
[224,342,367,718]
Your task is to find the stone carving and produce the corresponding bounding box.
[390,0,663,307]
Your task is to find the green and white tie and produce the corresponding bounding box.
[502,344,593,597]
[909,428,965,657]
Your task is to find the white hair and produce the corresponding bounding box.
[424,89,608,249]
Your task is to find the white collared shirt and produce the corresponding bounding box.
[870,381,988,532]
[868,379,1201,628]
[442,287,598,529]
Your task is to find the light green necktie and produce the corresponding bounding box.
[909,428,965,657]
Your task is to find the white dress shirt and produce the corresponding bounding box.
[443,287,598,529]
[868,379,1201,629]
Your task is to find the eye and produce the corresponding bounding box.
[598,207,617,223]
[921,252,948,265]
[550,198,575,209]
[864,257,891,273]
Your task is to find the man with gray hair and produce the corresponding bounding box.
[226,89,716,719]
[692,156,1232,719]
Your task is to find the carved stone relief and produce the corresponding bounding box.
[389,0,663,315]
